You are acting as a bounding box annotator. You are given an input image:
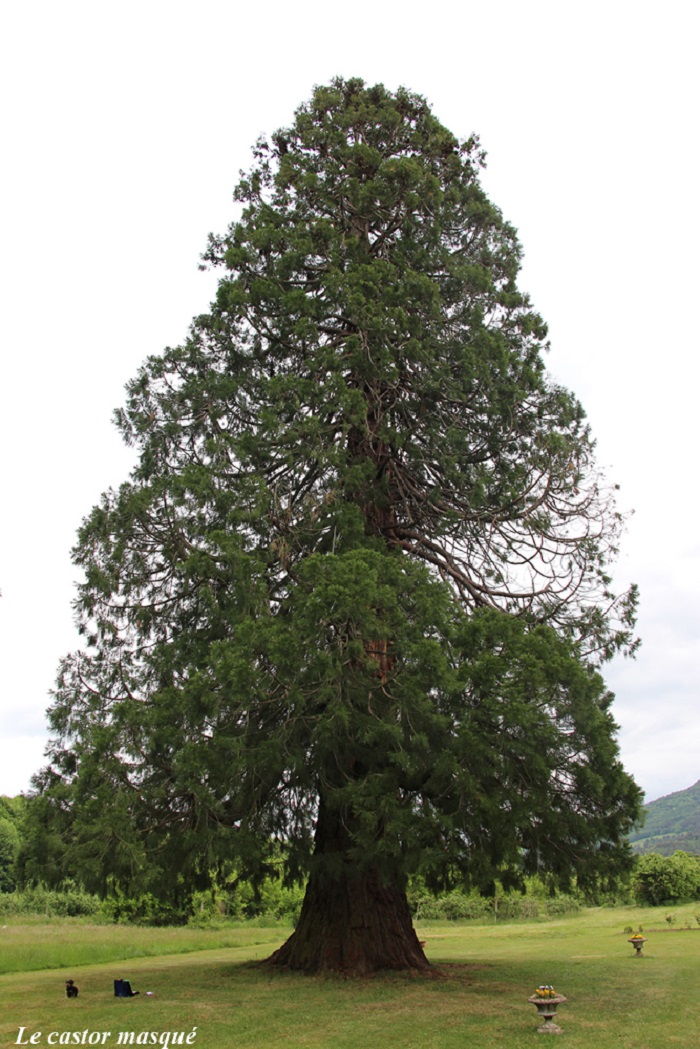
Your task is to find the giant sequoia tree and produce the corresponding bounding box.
[35,79,641,972]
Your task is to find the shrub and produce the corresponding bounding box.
[543,896,581,916]
[411,889,579,922]
[632,852,700,905]
[413,892,491,921]
[0,883,101,917]
[99,893,191,925]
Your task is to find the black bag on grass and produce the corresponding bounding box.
[114,979,140,997]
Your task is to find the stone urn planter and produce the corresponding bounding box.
[528,991,567,1034]
[628,935,647,957]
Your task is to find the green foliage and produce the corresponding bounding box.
[26,79,641,938]
[98,891,191,925]
[0,882,101,917]
[0,795,26,821]
[413,891,490,921]
[0,795,26,892]
[190,869,305,925]
[0,818,20,892]
[632,851,700,905]
[410,888,579,922]
[629,779,700,855]
[634,833,700,855]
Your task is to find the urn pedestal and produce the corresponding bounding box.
[628,936,647,957]
[528,994,567,1034]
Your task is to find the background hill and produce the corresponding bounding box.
[629,779,700,855]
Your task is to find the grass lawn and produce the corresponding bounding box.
[1,905,699,1049]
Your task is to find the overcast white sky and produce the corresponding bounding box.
[1,0,698,804]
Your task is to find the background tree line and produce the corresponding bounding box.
[4,793,700,920]
[0,794,24,892]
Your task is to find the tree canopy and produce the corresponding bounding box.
[29,78,641,972]
[0,795,25,893]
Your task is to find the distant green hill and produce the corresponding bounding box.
[629,779,700,855]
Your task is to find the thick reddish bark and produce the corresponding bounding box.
[266,802,429,974]
[267,861,428,974]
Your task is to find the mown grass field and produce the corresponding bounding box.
[2,905,699,1049]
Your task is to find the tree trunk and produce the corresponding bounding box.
[266,801,429,974]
